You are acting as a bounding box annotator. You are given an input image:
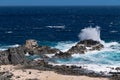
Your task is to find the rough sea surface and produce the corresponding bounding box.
[0,6,120,74]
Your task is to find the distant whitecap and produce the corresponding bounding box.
[5,31,13,34]
[110,30,118,33]
[46,25,65,29]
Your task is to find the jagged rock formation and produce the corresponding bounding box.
[0,46,28,65]
[0,39,61,65]
[0,39,104,65]
[67,39,104,54]
[24,39,61,55]
[54,39,104,58]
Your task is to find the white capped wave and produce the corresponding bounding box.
[53,41,77,52]
[5,31,13,34]
[46,25,65,29]
[110,30,118,33]
[103,41,119,48]
[0,44,20,51]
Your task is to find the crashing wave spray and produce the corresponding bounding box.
[78,26,102,42]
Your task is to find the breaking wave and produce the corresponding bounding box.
[53,41,77,52]
[0,44,20,51]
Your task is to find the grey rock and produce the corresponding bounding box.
[7,46,28,65]
[0,51,10,65]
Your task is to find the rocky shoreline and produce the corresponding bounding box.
[0,39,119,79]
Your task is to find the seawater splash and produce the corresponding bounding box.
[54,41,77,52]
[78,26,101,42]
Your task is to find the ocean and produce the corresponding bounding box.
[0,6,120,74]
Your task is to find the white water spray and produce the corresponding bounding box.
[78,26,101,42]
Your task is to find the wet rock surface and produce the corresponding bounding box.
[67,39,104,54]
[54,39,104,58]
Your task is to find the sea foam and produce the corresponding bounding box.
[0,44,20,51]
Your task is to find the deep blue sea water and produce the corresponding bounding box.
[0,6,120,45]
[0,6,120,73]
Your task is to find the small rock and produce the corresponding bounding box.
[28,71,31,74]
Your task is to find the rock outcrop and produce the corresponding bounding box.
[25,39,61,55]
[7,46,28,65]
[67,39,104,54]
[0,39,61,65]
[0,39,104,65]
[54,39,104,58]
[0,51,10,65]
[0,46,28,65]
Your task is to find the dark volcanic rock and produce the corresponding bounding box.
[78,39,100,47]
[67,45,87,54]
[54,52,71,58]
[67,39,104,54]
[52,65,104,77]
[54,39,104,58]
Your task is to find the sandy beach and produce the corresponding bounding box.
[0,65,109,80]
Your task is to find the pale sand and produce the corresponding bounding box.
[0,65,109,80]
